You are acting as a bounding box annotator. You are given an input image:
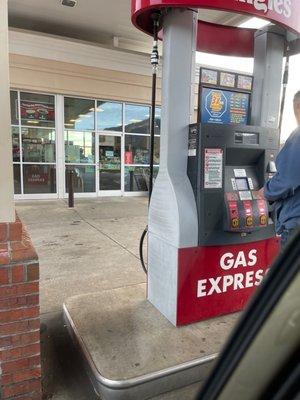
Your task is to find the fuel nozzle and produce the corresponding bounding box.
[150,12,161,71]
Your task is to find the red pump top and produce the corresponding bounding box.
[131,0,300,57]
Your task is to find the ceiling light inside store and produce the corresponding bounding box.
[27,120,39,124]
[61,0,77,8]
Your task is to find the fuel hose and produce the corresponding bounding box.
[139,12,161,275]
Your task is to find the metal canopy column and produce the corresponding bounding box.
[148,8,198,325]
[0,0,15,222]
[251,26,286,129]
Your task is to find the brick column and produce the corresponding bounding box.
[0,216,41,400]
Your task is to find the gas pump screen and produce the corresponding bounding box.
[201,88,250,125]
[235,178,249,191]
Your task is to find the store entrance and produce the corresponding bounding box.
[97,134,122,195]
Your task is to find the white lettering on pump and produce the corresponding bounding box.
[235,251,247,268]
[234,273,245,290]
[245,271,254,287]
[235,0,291,18]
[220,253,234,270]
[255,269,264,286]
[196,249,267,298]
[197,279,207,298]
[223,275,234,292]
[207,277,222,295]
[248,249,258,266]
[220,250,258,270]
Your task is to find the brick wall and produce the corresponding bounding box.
[0,216,41,399]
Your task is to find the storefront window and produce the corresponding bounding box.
[64,97,95,131]
[125,166,159,192]
[125,135,160,165]
[23,164,56,194]
[10,91,19,125]
[20,92,55,128]
[22,128,56,163]
[65,131,95,164]
[12,127,20,162]
[13,164,21,194]
[9,91,58,196]
[125,104,150,134]
[97,101,122,132]
[65,165,95,193]
[10,91,161,198]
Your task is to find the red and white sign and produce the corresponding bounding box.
[26,173,48,185]
[20,101,55,123]
[132,0,300,34]
[176,238,279,325]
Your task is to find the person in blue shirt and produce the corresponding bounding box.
[262,91,300,247]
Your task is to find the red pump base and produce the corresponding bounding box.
[176,237,280,326]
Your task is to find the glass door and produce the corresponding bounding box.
[97,134,122,195]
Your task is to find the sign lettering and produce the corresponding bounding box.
[235,0,291,18]
[197,249,268,297]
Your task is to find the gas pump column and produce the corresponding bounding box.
[251,25,286,128]
[148,8,198,326]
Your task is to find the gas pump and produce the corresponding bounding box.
[132,1,300,327]
[189,68,279,244]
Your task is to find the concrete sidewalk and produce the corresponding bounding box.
[17,197,148,399]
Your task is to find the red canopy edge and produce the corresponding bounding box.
[197,21,254,58]
[131,0,300,57]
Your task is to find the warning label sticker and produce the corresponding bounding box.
[204,148,223,189]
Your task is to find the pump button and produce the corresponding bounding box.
[260,215,267,225]
[231,218,239,228]
[246,216,254,227]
